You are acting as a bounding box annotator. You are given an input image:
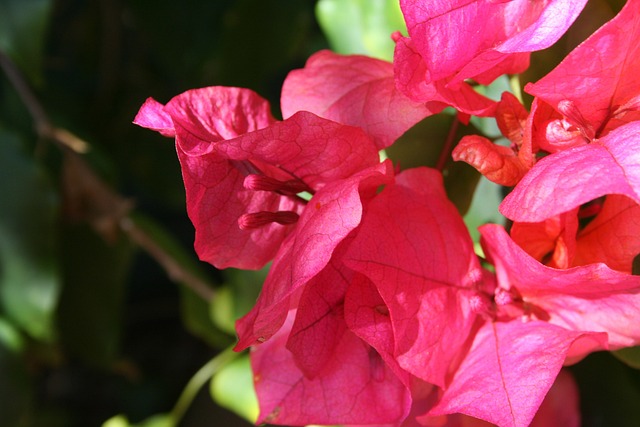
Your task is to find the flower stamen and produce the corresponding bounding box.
[244,174,310,194]
[238,210,300,230]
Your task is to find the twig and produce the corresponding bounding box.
[436,115,460,172]
[120,217,215,301]
[0,50,90,153]
[0,48,215,302]
[169,346,240,425]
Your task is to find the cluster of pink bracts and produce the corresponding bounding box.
[134,0,640,426]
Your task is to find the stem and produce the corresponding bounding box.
[120,217,215,301]
[169,347,240,425]
[435,116,460,172]
[0,49,215,302]
[0,50,90,153]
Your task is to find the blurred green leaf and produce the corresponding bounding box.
[316,0,405,61]
[221,267,269,325]
[57,223,134,366]
[463,176,505,243]
[386,113,455,171]
[102,413,173,427]
[209,286,236,335]
[470,75,512,139]
[103,415,131,427]
[0,315,24,352]
[0,0,52,83]
[210,355,258,423]
[0,130,60,341]
[181,287,232,348]
[613,346,640,370]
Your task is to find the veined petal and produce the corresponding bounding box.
[235,162,394,349]
[346,167,481,387]
[281,50,435,150]
[252,311,411,426]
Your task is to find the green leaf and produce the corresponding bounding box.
[181,287,232,348]
[0,130,60,341]
[316,0,405,61]
[57,223,134,367]
[463,176,505,243]
[210,355,258,423]
[469,75,513,139]
[0,316,24,352]
[102,415,131,427]
[613,346,640,370]
[0,0,52,83]
[209,286,236,335]
[220,267,269,325]
[102,414,174,427]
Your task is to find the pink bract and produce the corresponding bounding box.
[427,320,594,427]
[251,310,411,426]
[399,0,587,85]
[134,86,381,270]
[234,162,394,350]
[526,0,640,139]
[345,167,482,388]
[501,121,640,222]
[281,50,436,150]
[481,224,640,352]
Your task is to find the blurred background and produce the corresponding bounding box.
[2,0,640,426]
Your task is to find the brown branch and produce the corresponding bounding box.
[120,217,215,301]
[0,49,215,302]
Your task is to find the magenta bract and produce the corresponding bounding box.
[282,50,436,149]
[135,86,381,270]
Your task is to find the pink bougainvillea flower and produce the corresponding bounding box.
[281,50,437,150]
[525,0,640,145]
[393,35,498,117]
[393,0,587,114]
[501,121,640,222]
[422,369,580,427]
[341,166,640,426]
[426,319,597,427]
[480,224,640,354]
[234,161,394,350]
[134,87,380,270]
[345,167,483,388]
[426,223,640,426]
[251,309,412,426]
[452,92,535,186]
[399,0,587,86]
